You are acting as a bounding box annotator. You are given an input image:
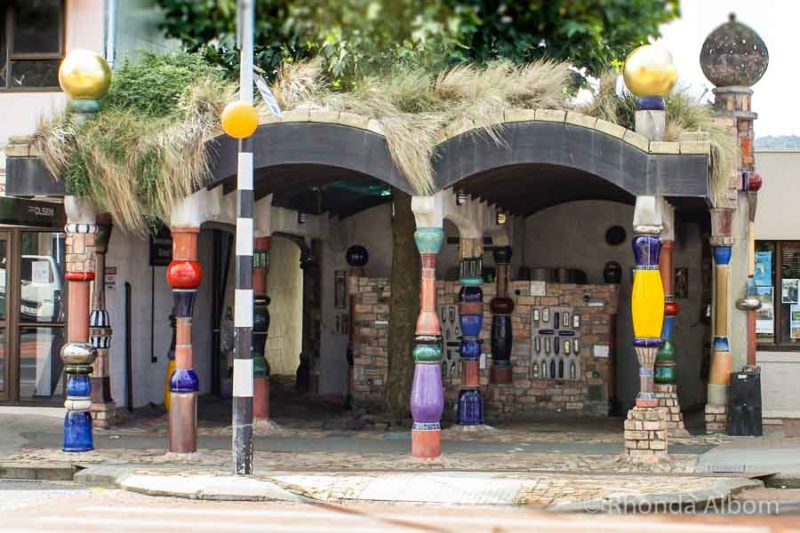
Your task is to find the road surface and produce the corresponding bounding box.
[1,480,798,532]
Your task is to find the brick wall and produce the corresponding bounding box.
[350,276,620,418]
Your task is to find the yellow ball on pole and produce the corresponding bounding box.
[221,101,259,139]
[58,49,112,101]
[623,45,678,98]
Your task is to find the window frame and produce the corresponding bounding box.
[0,0,66,92]
[756,240,800,352]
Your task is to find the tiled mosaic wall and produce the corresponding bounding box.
[351,276,620,418]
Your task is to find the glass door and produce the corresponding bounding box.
[0,233,8,402]
[16,231,66,403]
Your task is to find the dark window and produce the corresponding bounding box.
[1,0,64,90]
[755,240,800,349]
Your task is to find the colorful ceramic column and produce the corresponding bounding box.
[166,227,202,453]
[345,245,369,410]
[411,227,445,459]
[57,50,111,452]
[655,239,678,384]
[708,239,733,411]
[490,246,514,384]
[89,215,114,427]
[62,199,98,452]
[457,238,484,426]
[253,236,271,420]
[631,212,665,408]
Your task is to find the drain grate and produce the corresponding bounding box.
[709,464,746,474]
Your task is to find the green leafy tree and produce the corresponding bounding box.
[155,0,679,417]
[157,0,678,85]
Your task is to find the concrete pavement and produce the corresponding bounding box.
[3,406,800,511]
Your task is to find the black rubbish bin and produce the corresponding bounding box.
[726,367,763,437]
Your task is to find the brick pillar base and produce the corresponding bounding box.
[705,404,728,433]
[90,402,118,428]
[624,406,668,463]
[654,384,687,436]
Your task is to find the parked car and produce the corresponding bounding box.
[20,255,64,323]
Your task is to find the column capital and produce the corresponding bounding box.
[633,196,664,235]
[709,236,735,248]
[64,196,97,225]
[710,207,735,239]
[411,194,444,229]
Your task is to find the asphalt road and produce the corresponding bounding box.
[1,480,800,532]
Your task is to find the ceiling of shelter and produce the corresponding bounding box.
[455,164,635,217]
[242,163,393,217]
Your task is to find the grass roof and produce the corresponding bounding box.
[33,51,736,234]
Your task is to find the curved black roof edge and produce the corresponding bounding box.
[5,120,710,206]
[434,121,710,199]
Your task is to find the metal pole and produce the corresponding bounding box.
[233,0,255,475]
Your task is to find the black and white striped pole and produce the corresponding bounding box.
[221,0,258,475]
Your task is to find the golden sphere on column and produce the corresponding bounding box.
[221,101,259,139]
[58,49,112,100]
[622,45,678,97]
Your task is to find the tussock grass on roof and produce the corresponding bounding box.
[34,51,736,233]
[34,52,234,235]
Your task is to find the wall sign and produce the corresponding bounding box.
[149,230,172,266]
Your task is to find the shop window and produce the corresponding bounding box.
[755,241,800,348]
[0,0,65,90]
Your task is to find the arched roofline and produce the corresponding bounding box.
[5,109,711,204]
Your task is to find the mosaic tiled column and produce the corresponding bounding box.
[457,238,484,426]
[253,236,271,420]
[631,229,664,408]
[411,227,445,459]
[625,197,669,461]
[166,227,202,453]
[707,240,733,432]
[89,216,114,427]
[655,239,678,384]
[62,201,98,452]
[489,246,514,384]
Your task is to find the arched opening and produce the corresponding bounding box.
[443,161,710,415]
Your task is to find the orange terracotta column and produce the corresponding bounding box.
[166,227,202,453]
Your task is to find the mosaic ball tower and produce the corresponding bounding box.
[622,46,675,459]
[457,238,484,426]
[489,246,514,384]
[58,50,112,452]
[701,14,769,432]
[411,227,445,458]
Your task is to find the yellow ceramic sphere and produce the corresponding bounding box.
[58,49,112,100]
[623,45,678,97]
[221,101,259,139]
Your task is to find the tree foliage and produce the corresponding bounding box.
[156,0,679,85]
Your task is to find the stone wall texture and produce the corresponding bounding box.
[351,277,620,418]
